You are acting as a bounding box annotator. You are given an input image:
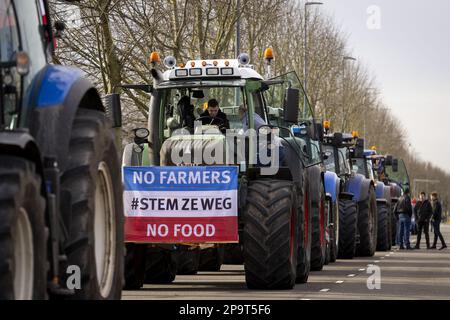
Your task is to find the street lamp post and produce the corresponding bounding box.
[341,56,356,131]
[303,1,323,118]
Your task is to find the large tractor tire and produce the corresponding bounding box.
[243,180,299,289]
[310,181,327,271]
[223,243,244,265]
[338,199,358,259]
[0,156,47,300]
[144,248,177,284]
[329,200,338,263]
[123,243,147,290]
[177,247,200,275]
[376,202,390,251]
[356,187,378,257]
[198,246,224,271]
[296,173,311,283]
[61,108,124,300]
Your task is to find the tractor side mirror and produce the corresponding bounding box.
[392,158,399,172]
[104,93,122,128]
[385,155,393,166]
[354,138,365,158]
[332,132,343,147]
[283,88,299,123]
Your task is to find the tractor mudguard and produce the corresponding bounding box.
[339,192,354,201]
[0,130,45,189]
[25,65,104,172]
[375,182,385,200]
[324,171,340,203]
[346,174,373,203]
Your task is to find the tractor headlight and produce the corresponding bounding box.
[134,128,149,139]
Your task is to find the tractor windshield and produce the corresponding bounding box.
[155,80,264,141]
[354,158,367,177]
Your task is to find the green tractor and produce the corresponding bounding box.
[108,50,326,289]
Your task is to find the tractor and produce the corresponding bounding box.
[365,151,406,247]
[0,0,124,299]
[322,126,378,259]
[353,148,393,251]
[108,49,326,289]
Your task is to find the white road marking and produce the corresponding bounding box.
[320,288,330,292]
[358,268,366,271]
[347,274,356,277]
[374,260,380,263]
[336,280,344,284]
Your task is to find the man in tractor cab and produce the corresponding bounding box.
[199,98,230,132]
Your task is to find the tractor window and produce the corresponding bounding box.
[159,85,251,140]
[366,159,375,180]
[354,158,367,177]
[338,147,350,175]
[13,0,47,82]
[323,145,336,172]
[264,71,313,126]
[0,0,21,128]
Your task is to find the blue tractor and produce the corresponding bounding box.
[322,129,378,259]
[371,154,410,246]
[0,0,124,299]
[353,149,393,251]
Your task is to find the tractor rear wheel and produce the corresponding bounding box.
[177,247,200,275]
[243,180,298,289]
[296,173,311,284]
[61,108,124,299]
[123,243,147,290]
[144,248,177,284]
[338,199,358,259]
[311,182,327,271]
[198,246,224,271]
[376,202,390,251]
[356,188,378,257]
[329,200,338,263]
[0,156,47,300]
[223,243,244,265]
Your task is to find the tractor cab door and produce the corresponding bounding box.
[386,158,410,192]
[262,71,321,166]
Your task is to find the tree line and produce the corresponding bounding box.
[49,0,450,214]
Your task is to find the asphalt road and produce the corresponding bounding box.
[122,224,450,300]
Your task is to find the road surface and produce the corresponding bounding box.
[123,224,450,300]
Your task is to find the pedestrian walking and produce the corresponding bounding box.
[430,192,447,250]
[414,192,433,249]
[395,188,413,250]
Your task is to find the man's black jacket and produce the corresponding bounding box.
[395,194,413,217]
[414,200,433,223]
[432,200,443,222]
[200,109,230,130]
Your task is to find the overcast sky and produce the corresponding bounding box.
[319,0,450,173]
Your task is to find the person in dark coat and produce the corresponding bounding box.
[396,188,413,249]
[414,191,433,249]
[199,98,230,133]
[430,192,447,250]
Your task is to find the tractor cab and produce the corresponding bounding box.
[322,128,362,179]
[114,50,323,171]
